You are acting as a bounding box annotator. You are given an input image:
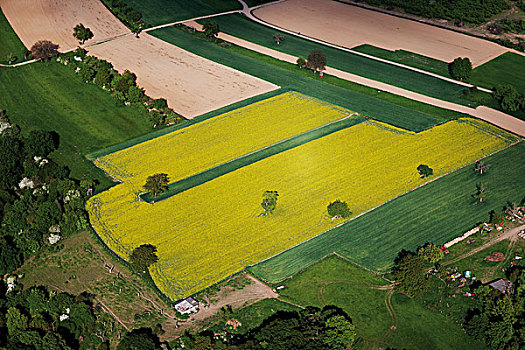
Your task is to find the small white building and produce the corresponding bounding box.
[174,297,199,314]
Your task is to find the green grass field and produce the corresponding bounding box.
[123,0,240,25]
[204,14,471,106]
[352,44,450,76]
[0,62,153,190]
[471,52,525,94]
[0,8,27,65]
[152,26,464,132]
[250,141,525,283]
[279,256,485,349]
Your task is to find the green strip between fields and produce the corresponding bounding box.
[141,114,366,202]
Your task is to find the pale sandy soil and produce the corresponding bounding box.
[0,0,129,51]
[186,20,525,137]
[254,0,509,67]
[0,0,277,118]
[88,33,277,117]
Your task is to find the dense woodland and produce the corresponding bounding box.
[361,0,512,24]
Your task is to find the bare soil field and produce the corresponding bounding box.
[88,33,277,117]
[254,0,509,67]
[0,0,128,51]
[0,0,277,118]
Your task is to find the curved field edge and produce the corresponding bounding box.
[87,115,517,298]
[249,141,525,284]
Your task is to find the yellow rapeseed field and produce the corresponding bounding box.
[95,91,351,188]
[88,100,517,299]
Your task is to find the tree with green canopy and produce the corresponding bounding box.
[144,173,169,198]
[129,244,159,272]
[261,190,279,215]
[73,23,94,44]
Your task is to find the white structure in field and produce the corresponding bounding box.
[175,297,199,314]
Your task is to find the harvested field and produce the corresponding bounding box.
[0,0,128,51]
[88,33,277,118]
[254,0,509,67]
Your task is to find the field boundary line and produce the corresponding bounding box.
[140,112,361,202]
[238,0,493,93]
[248,139,523,280]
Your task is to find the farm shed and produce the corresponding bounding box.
[175,297,199,314]
[488,279,513,293]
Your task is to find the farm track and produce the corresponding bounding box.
[443,224,525,267]
[186,18,525,138]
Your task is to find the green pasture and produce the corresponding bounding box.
[250,142,525,283]
[471,52,525,94]
[204,14,471,105]
[279,256,485,349]
[0,62,153,190]
[123,0,241,25]
[151,26,464,132]
[352,44,450,76]
[0,8,27,65]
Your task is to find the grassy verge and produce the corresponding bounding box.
[204,14,471,105]
[279,256,485,349]
[151,26,464,132]
[123,0,241,25]
[0,8,27,64]
[250,141,525,283]
[352,44,450,76]
[471,52,525,94]
[0,62,153,191]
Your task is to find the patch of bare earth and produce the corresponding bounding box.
[0,0,278,118]
[0,0,128,51]
[254,0,509,67]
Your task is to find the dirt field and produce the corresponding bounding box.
[0,0,277,118]
[254,0,509,67]
[0,0,128,51]
[88,33,276,117]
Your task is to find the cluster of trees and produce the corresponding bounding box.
[488,19,525,35]
[203,20,220,41]
[297,50,328,75]
[176,305,356,349]
[0,111,89,276]
[144,173,169,198]
[101,0,147,34]
[0,284,117,349]
[327,200,352,219]
[464,268,525,348]
[448,57,472,81]
[493,84,525,113]
[362,0,510,24]
[417,164,433,178]
[60,49,182,126]
[30,40,60,62]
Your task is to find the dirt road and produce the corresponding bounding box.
[444,224,525,266]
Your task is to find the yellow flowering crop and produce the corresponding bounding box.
[95,91,351,190]
[88,96,517,299]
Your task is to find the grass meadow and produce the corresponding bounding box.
[250,141,525,283]
[0,62,153,190]
[123,0,241,25]
[471,52,525,93]
[88,99,515,299]
[279,256,485,350]
[152,26,464,132]
[0,8,26,64]
[203,14,471,105]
